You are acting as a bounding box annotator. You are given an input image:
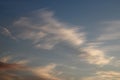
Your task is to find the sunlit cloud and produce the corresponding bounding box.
[0,56,29,65]
[0,56,27,71]
[79,46,114,66]
[90,21,120,66]
[0,56,12,63]
[0,61,26,71]
[81,71,120,80]
[12,10,116,67]
[13,10,85,50]
[31,63,61,80]
[1,1,120,80]
[78,21,120,66]
[14,60,29,65]
[0,58,61,80]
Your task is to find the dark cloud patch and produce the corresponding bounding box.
[0,61,25,70]
[0,61,60,80]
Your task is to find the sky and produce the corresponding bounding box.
[0,0,120,80]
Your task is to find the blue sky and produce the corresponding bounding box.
[0,0,120,80]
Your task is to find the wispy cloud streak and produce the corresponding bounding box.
[12,10,115,66]
[14,10,85,49]
[0,27,16,40]
[79,46,113,66]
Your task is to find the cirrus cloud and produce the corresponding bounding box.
[13,10,85,50]
[13,10,114,66]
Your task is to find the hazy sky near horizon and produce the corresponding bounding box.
[1,0,120,80]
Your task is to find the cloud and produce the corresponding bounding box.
[84,21,120,66]
[0,55,61,80]
[0,56,27,71]
[15,60,29,65]
[0,61,26,71]
[0,56,12,63]
[13,10,85,49]
[31,63,61,80]
[108,59,120,67]
[0,60,61,80]
[58,64,78,70]
[79,46,113,66]
[13,9,114,66]
[81,71,120,80]
[97,21,120,41]
[0,27,16,40]
[78,20,120,66]
[0,56,29,65]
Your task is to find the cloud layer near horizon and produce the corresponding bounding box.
[0,60,60,80]
[81,71,120,80]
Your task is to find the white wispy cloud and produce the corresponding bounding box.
[13,10,115,66]
[79,46,113,66]
[13,10,85,50]
[79,20,120,66]
[89,20,120,66]
[31,63,61,80]
[81,71,120,80]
